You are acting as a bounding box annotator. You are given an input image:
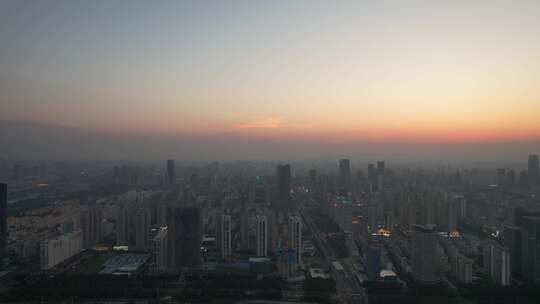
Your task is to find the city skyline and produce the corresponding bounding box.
[3,2,540,303]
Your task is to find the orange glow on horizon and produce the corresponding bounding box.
[93,117,540,144]
[229,127,540,143]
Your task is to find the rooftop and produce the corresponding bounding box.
[99,254,149,275]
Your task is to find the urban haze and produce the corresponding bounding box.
[1,1,540,304]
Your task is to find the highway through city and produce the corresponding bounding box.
[296,190,367,304]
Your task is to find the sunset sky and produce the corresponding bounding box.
[1,0,540,144]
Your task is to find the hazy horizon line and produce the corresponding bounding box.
[3,119,540,145]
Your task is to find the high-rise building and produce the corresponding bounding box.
[452,195,467,219]
[218,214,232,261]
[250,178,270,206]
[504,225,527,279]
[377,160,385,173]
[367,164,376,191]
[309,169,317,195]
[506,170,516,187]
[240,211,250,250]
[376,175,383,192]
[449,197,459,229]
[166,159,176,189]
[376,161,385,190]
[266,210,277,249]
[366,200,383,232]
[319,174,329,207]
[157,203,168,226]
[167,207,201,272]
[276,245,292,277]
[339,159,351,193]
[0,183,6,256]
[135,208,150,250]
[356,169,364,181]
[256,215,268,257]
[81,204,102,249]
[115,205,130,246]
[451,254,473,284]
[288,215,302,266]
[62,217,76,234]
[497,168,506,188]
[483,242,511,286]
[40,239,62,270]
[412,224,439,283]
[154,226,168,273]
[438,198,458,232]
[517,215,540,282]
[528,154,539,186]
[248,180,256,204]
[366,243,382,281]
[355,169,364,193]
[399,197,417,231]
[498,249,511,286]
[40,230,83,270]
[276,164,291,209]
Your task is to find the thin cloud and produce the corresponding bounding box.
[233,117,284,129]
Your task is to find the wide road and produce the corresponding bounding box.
[295,190,367,304]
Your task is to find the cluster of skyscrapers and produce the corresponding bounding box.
[503,208,540,282]
[4,152,540,302]
[497,154,539,188]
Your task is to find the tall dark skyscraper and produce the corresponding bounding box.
[528,154,539,186]
[166,159,176,189]
[497,168,507,187]
[514,208,540,282]
[376,160,385,191]
[276,164,291,209]
[518,216,540,282]
[240,211,250,250]
[81,204,103,249]
[167,207,201,272]
[309,169,318,198]
[412,224,439,283]
[503,225,527,279]
[217,214,232,261]
[256,215,268,257]
[376,161,385,175]
[115,204,131,246]
[0,183,6,255]
[366,243,382,281]
[506,170,516,187]
[367,163,376,190]
[339,159,351,193]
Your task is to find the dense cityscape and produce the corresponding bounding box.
[2,0,540,303]
[0,155,540,303]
